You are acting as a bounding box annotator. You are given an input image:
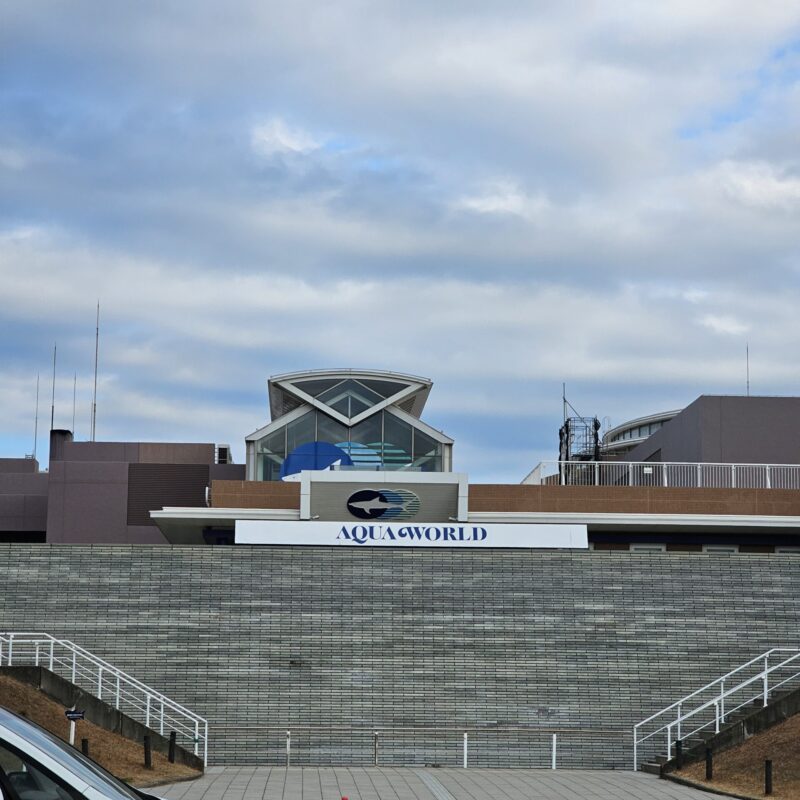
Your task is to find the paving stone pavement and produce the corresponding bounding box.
[157,767,711,800]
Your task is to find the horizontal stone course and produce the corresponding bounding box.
[0,545,797,768]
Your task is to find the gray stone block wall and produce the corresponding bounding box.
[0,545,798,768]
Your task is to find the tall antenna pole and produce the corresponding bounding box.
[91,301,99,441]
[746,343,750,397]
[33,373,40,460]
[72,373,77,435]
[50,343,57,431]
[562,382,567,423]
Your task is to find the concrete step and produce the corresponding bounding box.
[640,762,662,775]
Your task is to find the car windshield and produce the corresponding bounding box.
[0,707,142,800]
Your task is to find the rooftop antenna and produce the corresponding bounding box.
[72,373,77,436]
[746,343,750,397]
[91,301,99,441]
[33,373,40,460]
[50,343,57,431]
[562,382,567,424]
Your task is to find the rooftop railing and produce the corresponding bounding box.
[525,461,800,490]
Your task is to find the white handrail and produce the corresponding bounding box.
[633,648,800,770]
[0,633,208,765]
[525,461,800,490]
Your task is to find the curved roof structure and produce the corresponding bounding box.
[602,409,681,456]
[267,368,433,424]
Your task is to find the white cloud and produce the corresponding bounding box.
[699,314,750,336]
[251,117,321,157]
[456,181,550,218]
[715,160,800,210]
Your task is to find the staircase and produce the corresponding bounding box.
[633,648,800,773]
[0,632,208,764]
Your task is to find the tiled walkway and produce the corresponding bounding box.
[158,767,709,800]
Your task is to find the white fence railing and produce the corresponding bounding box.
[0,633,208,764]
[210,725,626,769]
[525,461,800,490]
[633,648,800,770]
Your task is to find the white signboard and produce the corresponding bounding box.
[236,520,588,549]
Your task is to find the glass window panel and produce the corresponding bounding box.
[317,411,349,445]
[257,428,286,457]
[318,379,383,418]
[258,453,283,481]
[413,429,440,459]
[256,428,287,481]
[416,454,442,472]
[350,413,383,446]
[358,378,407,398]
[286,410,316,452]
[382,412,413,467]
[293,378,343,398]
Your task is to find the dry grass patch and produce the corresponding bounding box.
[681,712,800,799]
[0,675,200,787]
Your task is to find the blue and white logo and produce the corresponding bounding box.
[346,488,421,520]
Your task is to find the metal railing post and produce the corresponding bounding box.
[676,703,682,741]
[286,730,291,767]
[145,695,151,728]
[667,723,672,757]
[720,680,725,723]
[115,674,120,710]
[462,732,468,768]
[663,465,668,487]
[551,733,557,769]
[714,701,720,733]
[35,643,40,667]
[194,720,199,757]
[160,701,165,736]
[633,730,638,772]
[204,722,208,764]
[766,465,771,489]
[71,651,76,683]
[697,463,702,488]
[731,464,736,488]
[8,638,13,667]
[97,667,103,700]
[49,640,54,671]
[628,463,633,487]
[763,655,769,706]
[373,731,379,766]
[594,462,599,486]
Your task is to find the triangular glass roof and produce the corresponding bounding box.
[268,369,434,423]
[293,378,343,398]
[317,379,385,419]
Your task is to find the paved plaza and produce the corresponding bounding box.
[158,767,710,800]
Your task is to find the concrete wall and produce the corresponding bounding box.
[0,460,48,534]
[628,396,800,464]
[1,544,799,769]
[45,437,244,543]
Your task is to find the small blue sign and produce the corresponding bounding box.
[65,710,85,721]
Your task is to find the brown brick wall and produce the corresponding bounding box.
[211,480,301,509]
[469,484,800,516]
[211,480,800,516]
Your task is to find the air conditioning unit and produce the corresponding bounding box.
[216,444,233,465]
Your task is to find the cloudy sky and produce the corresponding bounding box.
[2,2,799,481]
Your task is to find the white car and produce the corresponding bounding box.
[0,706,164,800]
